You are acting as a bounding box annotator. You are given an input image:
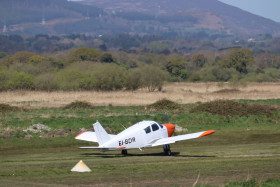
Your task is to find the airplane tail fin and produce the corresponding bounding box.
[93,121,111,146]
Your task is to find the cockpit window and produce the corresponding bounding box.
[144,126,151,134]
[152,124,159,131]
[158,123,163,128]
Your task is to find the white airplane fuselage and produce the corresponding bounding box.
[101,121,169,149]
[75,120,215,155]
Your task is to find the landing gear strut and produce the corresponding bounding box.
[163,144,171,156]
[121,149,128,155]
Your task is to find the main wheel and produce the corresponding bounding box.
[163,144,171,156]
[121,149,128,155]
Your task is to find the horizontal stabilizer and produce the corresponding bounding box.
[75,131,116,143]
[75,132,98,142]
[79,146,126,151]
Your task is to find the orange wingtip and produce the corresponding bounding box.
[199,130,215,137]
[117,147,126,149]
[75,132,86,139]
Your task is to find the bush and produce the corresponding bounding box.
[68,47,100,62]
[190,100,277,117]
[147,99,182,110]
[7,71,34,90]
[141,66,167,91]
[53,69,93,90]
[63,101,93,110]
[34,73,58,90]
[0,103,21,113]
[126,68,143,90]
[93,64,126,91]
[189,73,201,82]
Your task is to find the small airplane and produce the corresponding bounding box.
[75,120,215,156]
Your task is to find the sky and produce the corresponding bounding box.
[218,0,280,23]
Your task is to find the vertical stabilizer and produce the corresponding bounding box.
[93,121,111,146]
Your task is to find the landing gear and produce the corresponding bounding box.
[121,149,128,155]
[163,144,171,156]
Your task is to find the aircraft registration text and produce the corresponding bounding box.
[119,137,136,146]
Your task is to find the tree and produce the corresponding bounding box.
[68,47,100,62]
[218,48,255,74]
[256,53,280,69]
[125,68,142,90]
[165,56,188,81]
[141,66,166,92]
[100,53,114,63]
[0,52,8,59]
[191,54,207,68]
[93,64,126,91]
[12,51,34,64]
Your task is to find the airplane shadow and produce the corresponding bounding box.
[80,152,216,158]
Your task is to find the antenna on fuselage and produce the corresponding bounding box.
[120,124,126,130]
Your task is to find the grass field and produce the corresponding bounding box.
[1,82,280,108]
[1,84,280,186]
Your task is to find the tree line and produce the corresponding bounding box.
[1,46,280,91]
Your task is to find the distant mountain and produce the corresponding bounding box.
[82,0,280,36]
[1,0,280,37]
[0,0,103,35]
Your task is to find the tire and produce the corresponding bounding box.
[163,144,171,156]
[121,149,128,155]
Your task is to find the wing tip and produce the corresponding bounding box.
[199,130,215,137]
[75,131,86,139]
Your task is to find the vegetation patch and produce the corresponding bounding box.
[63,101,93,110]
[223,179,280,187]
[147,99,182,111]
[190,100,278,117]
[0,103,21,113]
[213,88,240,93]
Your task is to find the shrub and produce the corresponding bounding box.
[0,51,8,59]
[190,100,277,117]
[68,47,100,62]
[147,99,182,110]
[0,103,21,113]
[7,71,35,90]
[189,73,201,82]
[53,69,93,90]
[141,66,167,92]
[11,51,34,64]
[125,68,143,90]
[34,73,58,90]
[63,101,93,110]
[93,64,126,91]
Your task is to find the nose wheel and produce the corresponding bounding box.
[163,144,171,156]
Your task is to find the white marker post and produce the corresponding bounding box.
[71,160,91,172]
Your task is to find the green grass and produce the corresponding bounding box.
[0,99,280,186]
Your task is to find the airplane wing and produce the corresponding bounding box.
[75,131,116,142]
[150,130,215,147]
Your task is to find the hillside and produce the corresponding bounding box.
[1,0,280,37]
[83,0,280,36]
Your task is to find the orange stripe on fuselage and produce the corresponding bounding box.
[199,130,215,137]
[117,147,126,149]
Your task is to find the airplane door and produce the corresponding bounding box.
[144,123,163,144]
[144,125,153,144]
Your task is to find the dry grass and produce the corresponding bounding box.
[1,82,280,108]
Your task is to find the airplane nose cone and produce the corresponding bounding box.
[163,123,175,137]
